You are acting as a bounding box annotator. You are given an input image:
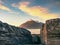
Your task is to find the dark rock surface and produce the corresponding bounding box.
[41,18,60,45]
[0,21,33,45]
[32,34,41,44]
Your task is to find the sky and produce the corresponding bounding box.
[0,0,60,26]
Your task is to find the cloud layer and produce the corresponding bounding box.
[12,1,58,22]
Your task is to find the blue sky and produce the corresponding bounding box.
[0,0,60,26]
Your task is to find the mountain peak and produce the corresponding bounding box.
[27,19,34,22]
[20,20,43,29]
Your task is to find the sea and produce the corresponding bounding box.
[28,29,40,34]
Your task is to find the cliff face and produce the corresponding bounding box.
[41,18,60,45]
[0,21,33,45]
[46,18,60,35]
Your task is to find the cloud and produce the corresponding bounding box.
[0,0,3,4]
[0,5,11,11]
[8,11,20,15]
[47,1,60,9]
[12,2,58,22]
[54,2,60,8]
[0,0,11,11]
[12,2,29,8]
[55,2,60,5]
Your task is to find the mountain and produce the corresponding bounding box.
[0,21,33,45]
[20,20,43,29]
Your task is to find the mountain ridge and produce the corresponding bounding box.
[20,20,43,29]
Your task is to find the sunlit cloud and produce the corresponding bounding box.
[0,5,11,11]
[12,2,59,22]
[0,0,11,11]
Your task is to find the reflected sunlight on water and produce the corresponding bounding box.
[28,29,40,34]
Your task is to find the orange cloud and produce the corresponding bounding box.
[12,2,58,22]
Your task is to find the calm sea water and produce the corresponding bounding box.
[28,29,40,34]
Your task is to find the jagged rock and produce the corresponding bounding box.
[0,21,33,45]
[41,18,60,45]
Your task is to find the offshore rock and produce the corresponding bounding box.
[0,21,33,45]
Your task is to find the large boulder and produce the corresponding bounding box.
[41,18,60,45]
[0,21,33,45]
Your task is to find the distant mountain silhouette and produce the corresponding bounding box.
[20,20,43,29]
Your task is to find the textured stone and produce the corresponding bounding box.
[41,18,60,45]
[32,34,41,44]
[0,21,33,45]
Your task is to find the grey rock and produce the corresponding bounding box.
[32,34,42,44]
[0,21,33,45]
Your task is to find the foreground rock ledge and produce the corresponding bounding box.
[0,21,33,45]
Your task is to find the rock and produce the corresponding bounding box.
[0,21,33,45]
[41,18,60,45]
[32,34,42,44]
[20,20,43,29]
